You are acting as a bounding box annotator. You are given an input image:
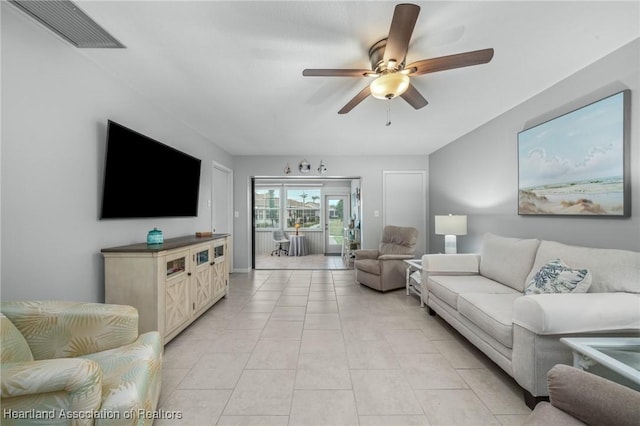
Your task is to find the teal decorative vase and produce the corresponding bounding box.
[147,228,164,245]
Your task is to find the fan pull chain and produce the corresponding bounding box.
[386,103,392,127]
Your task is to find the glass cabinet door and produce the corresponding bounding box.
[166,256,186,278]
[196,249,210,266]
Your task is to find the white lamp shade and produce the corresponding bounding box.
[435,215,467,236]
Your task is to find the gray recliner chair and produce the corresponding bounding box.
[354,225,418,292]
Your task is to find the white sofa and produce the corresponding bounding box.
[420,233,640,406]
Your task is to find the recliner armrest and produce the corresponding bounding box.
[378,254,414,261]
[354,249,379,260]
[546,364,640,426]
[513,293,640,334]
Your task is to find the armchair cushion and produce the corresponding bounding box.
[355,259,380,275]
[1,301,139,359]
[0,314,33,363]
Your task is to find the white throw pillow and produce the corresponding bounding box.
[525,258,592,295]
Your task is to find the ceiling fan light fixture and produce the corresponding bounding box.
[370,72,410,100]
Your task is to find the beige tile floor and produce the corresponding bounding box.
[255,254,351,270]
[158,270,531,426]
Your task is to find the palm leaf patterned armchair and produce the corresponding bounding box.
[1,301,163,426]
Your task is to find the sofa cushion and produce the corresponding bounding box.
[479,233,541,292]
[458,293,521,348]
[526,240,640,294]
[524,259,592,295]
[427,275,520,310]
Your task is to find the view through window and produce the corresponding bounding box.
[255,186,323,231]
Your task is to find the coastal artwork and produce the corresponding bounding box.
[518,91,627,216]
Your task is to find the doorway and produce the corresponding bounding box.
[252,177,361,270]
[324,194,348,255]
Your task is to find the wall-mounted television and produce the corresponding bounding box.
[101,120,201,219]
[518,90,630,217]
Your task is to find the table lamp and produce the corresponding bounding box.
[295,219,301,235]
[435,214,467,254]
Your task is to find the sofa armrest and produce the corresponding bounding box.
[1,358,102,405]
[513,293,640,334]
[421,253,480,274]
[546,364,640,426]
[354,249,379,260]
[1,301,139,359]
[378,254,415,261]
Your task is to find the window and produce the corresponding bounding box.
[285,188,321,230]
[254,187,280,229]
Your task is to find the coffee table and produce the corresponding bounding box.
[560,337,640,391]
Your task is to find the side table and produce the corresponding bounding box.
[561,337,640,391]
[404,259,423,307]
[288,235,307,256]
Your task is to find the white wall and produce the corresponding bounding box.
[429,39,640,253]
[1,5,232,302]
[233,156,429,271]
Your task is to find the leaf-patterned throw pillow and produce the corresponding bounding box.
[524,258,592,295]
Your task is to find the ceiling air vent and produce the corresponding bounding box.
[9,0,125,48]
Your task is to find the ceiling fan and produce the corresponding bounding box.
[302,3,494,114]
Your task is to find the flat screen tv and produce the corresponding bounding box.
[101,120,201,219]
[518,90,630,217]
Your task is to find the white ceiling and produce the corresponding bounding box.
[69,1,640,156]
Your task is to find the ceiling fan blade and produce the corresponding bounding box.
[303,69,373,77]
[406,48,494,76]
[383,3,420,67]
[401,83,428,110]
[338,85,371,114]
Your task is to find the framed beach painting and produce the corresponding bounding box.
[518,90,630,217]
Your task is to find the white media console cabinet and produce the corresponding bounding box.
[102,234,230,344]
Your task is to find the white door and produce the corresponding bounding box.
[324,195,348,254]
[211,162,232,233]
[212,162,233,269]
[383,171,427,256]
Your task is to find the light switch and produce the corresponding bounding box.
[234,211,239,218]
[374,210,380,217]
